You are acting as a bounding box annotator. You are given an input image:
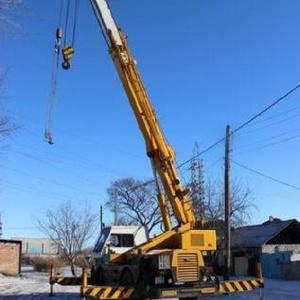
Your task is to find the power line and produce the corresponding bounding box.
[1,164,101,198]
[232,160,300,191]
[232,84,300,135]
[178,83,300,169]
[236,106,300,130]
[234,129,300,152]
[233,113,300,138]
[178,137,225,169]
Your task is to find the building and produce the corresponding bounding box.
[12,237,60,256]
[230,217,300,279]
[0,239,22,276]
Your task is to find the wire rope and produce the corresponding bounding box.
[71,0,79,47]
[63,0,71,47]
[44,0,64,144]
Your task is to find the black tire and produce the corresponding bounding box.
[119,269,134,286]
[91,266,105,285]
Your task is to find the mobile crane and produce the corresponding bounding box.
[49,1,264,299]
[86,1,218,298]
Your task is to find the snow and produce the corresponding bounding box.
[0,271,80,299]
[205,280,300,300]
[0,271,299,299]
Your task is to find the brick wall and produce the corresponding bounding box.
[0,240,21,276]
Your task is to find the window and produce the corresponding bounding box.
[93,229,110,252]
[110,234,134,247]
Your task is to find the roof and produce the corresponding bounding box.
[0,239,22,245]
[231,219,296,248]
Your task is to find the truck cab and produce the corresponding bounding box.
[90,225,148,285]
[92,225,147,261]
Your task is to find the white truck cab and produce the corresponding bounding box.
[92,225,147,259]
[90,225,148,284]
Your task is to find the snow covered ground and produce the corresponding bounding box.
[0,271,299,300]
[0,272,79,299]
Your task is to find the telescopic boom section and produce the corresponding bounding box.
[89,0,196,228]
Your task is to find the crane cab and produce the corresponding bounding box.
[92,225,147,262]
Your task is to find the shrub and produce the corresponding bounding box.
[25,255,67,272]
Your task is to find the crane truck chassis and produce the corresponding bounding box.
[49,0,265,298]
[49,226,264,298]
[49,264,264,299]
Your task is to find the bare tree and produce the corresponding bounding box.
[229,180,255,227]
[37,201,97,275]
[0,0,24,144]
[106,178,162,237]
[191,177,255,240]
[0,72,19,148]
[203,178,224,224]
[0,0,24,36]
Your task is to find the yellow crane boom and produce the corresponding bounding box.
[89,0,196,232]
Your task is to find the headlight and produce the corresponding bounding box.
[158,255,171,269]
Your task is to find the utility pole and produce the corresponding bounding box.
[114,190,119,225]
[100,205,103,232]
[224,125,231,281]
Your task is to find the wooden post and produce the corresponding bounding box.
[81,267,88,300]
[223,125,231,281]
[255,263,264,300]
[256,262,262,278]
[49,264,55,296]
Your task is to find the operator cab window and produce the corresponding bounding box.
[93,229,110,252]
[110,234,134,247]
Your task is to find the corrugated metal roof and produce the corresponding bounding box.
[231,219,295,248]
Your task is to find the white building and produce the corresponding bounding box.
[12,237,59,256]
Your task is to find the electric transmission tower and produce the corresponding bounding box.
[189,142,206,219]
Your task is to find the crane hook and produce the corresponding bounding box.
[62,45,75,70]
[55,27,62,53]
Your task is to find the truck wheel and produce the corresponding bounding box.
[119,269,134,286]
[92,266,105,285]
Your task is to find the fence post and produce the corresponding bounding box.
[81,267,88,300]
[256,262,264,300]
[256,262,262,278]
[49,264,55,296]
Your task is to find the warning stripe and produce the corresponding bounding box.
[82,287,135,299]
[219,279,264,293]
[55,277,82,286]
[62,46,75,62]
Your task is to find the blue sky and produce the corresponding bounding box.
[1,0,299,241]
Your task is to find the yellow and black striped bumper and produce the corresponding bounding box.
[219,278,265,293]
[81,286,137,299]
[50,276,83,286]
